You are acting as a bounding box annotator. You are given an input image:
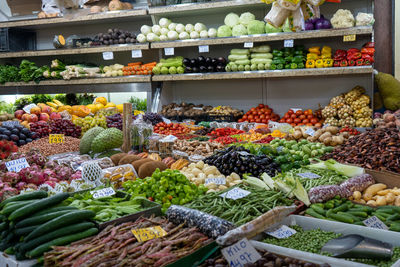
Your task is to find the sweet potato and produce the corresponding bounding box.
[138,161,167,179]
[118,155,141,165]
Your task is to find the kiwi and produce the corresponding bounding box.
[118,155,141,166]
[110,153,127,165]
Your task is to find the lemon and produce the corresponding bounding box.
[116,104,123,113]
[86,104,97,114]
[94,97,107,106]
[95,103,104,111]
[104,102,116,108]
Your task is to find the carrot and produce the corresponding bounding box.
[128,62,142,66]
[143,62,157,66]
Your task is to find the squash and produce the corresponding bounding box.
[72,105,91,117]
[53,35,65,49]
[57,105,72,114]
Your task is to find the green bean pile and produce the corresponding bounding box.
[275,167,349,191]
[185,184,293,226]
[263,225,400,267]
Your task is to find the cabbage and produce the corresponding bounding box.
[200,30,208,38]
[217,25,232,37]
[146,33,159,42]
[152,25,161,35]
[282,18,292,32]
[208,28,217,38]
[179,32,190,40]
[175,23,185,33]
[168,22,177,31]
[140,25,152,35]
[160,27,169,35]
[167,31,179,40]
[247,20,265,35]
[194,23,206,33]
[159,18,171,28]
[265,22,282,33]
[232,24,247,36]
[239,12,255,26]
[137,33,147,43]
[224,12,240,27]
[159,34,168,41]
[190,31,200,39]
[185,24,194,32]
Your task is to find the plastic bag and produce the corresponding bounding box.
[42,0,60,13]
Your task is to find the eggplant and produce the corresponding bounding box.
[211,58,218,66]
[190,58,198,67]
[183,58,191,66]
[207,65,215,72]
[198,56,206,66]
[217,57,227,65]
[199,66,207,72]
[192,66,199,73]
[205,57,212,66]
[216,65,225,72]
[185,66,192,73]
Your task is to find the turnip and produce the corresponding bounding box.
[175,23,185,33]
[167,31,179,40]
[140,25,152,35]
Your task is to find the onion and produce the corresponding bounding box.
[315,17,332,30]
[304,20,314,31]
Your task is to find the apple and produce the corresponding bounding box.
[39,113,50,122]
[30,107,41,116]
[21,121,30,129]
[40,106,52,115]
[14,110,25,119]
[50,112,62,120]
[21,113,30,122]
[28,114,38,123]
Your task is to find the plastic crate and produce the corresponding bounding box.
[0,28,36,52]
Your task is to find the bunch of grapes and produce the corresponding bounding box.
[74,115,107,134]
[29,121,51,138]
[50,119,81,138]
[106,114,136,130]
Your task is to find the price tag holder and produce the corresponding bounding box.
[23,104,37,114]
[91,187,116,199]
[244,42,253,48]
[131,49,143,58]
[305,128,316,137]
[173,107,182,111]
[205,178,226,185]
[164,47,174,56]
[266,225,297,239]
[297,172,321,179]
[49,134,64,144]
[221,238,261,267]
[199,45,209,53]
[6,158,29,173]
[2,121,20,127]
[220,187,251,200]
[284,39,294,48]
[363,216,388,230]
[193,107,203,110]
[102,51,114,60]
[343,34,356,42]
[131,226,167,242]
[290,108,302,113]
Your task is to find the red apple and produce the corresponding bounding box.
[14,110,25,119]
[41,106,52,115]
[28,114,38,123]
[50,112,61,120]
[39,113,50,122]
[30,107,41,116]
[21,113,30,122]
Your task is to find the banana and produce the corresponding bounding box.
[53,100,64,106]
[46,102,58,108]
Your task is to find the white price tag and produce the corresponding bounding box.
[284,39,294,47]
[220,187,251,200]
[164,47,174,56]
[162,118,171,124]
[198,45,209,53]
[297,172,321,179]
[131,49,142,58]
[6,158,30,173]
[2,121,20,127]
[192,107,203,110]
[266,225,297,239]
[23,104,37,114]
[173,107,182,111]
[102,51,114,60]
[290,108,302,113]
[91,187,116,199]
[244,42,253,48]
[205,178,226,185]
[305,128,315,137]
[363,216,388,230]
[221,238,261,267]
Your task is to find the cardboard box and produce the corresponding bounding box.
[6,0,42,16]
[365,169,400,188]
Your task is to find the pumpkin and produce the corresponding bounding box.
[58,105,73,114]
[53,35,65,49]
[72,105,91,117]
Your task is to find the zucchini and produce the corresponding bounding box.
[32,206,77,217]
[0,191,47,209]
[25,210,95,241]
[4,246,14,255]
[0,214,6,221]
[15,251,27,261]
[19,222,95,254]
[9,193,69,222]
[14,225,37,237]
[2,200,37,216]
[16,210,75,228]
[26,228,98,258]
[0,222,7,232]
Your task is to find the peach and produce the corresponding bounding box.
[14,110,25,119]
[41,105,52,115]
[28,114,38,123]
[39,113,50,122]
[21,113,30,122]
[30,107,41,116]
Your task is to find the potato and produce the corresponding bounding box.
[376,196,387,206]
[363,183,387,201]
[377,189,391,196]
[366,200,377,206]
[230,173,240,180]
[198,173,206,180]
[386,192,396,203]
[325,126,339,135]
[204,166,218,176]
[395,196,400,206]
[354,199,366,204]
[353,191,361,201]
[188,163,196,169]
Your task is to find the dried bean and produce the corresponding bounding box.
[19,136,80,157]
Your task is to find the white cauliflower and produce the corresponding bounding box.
[355,12,374,26]
[330,9,355,29]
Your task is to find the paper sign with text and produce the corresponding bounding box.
[131,49,143,58]
[102,51,114,60]
[131,226,167,242]
[244,42,253,48]
[23,104,37,114]
[297,172,321,179]
[199,45,209,53]
[164,47,174,56]
[6,158,29,173]
[49,134,64,144]
[91,187,116,199]
[205,178,226,185]
[220,187,251,200]
[363,216,388,230]
[221,238,261,267]
[284,39,294,47]
[266,225,297,239]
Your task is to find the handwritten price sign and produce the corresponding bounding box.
[131,226,167,242]
[222,238,261,267]
[363,216,388,230]
[91,187,116,199]
[49,134,64,144]
[266,225,297,239]
[220,187,251,200]
[5,158,29,173]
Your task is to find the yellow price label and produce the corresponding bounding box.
[215,106,222,110]
[131,226,167,242]
[49,134,64,144]
[343,34,356,42]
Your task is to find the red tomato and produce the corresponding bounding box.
[258,104,265,109]
[248,115,254,119]
[243,115,248,119]
[261,119,267,123]
[310,118,318,124]
[266,115,271,120]
[303,119,309,123]
[250,119,255,122]
[299,115,306,120]
[258,111,263,115]
[284,114,290,119]
[294,118,301,123]
[279,119,285,123]
[286,118,293,123]
[291,123,296,127]
[260,114,266,119]
[265,109,272,115]
[238,119,243,122]
[307,114,313,119]
[304,110,310,116]
[295,110,303,116]
[288,109,294,115]
[252,111,257,115]
[298,123,304,126]
[256,119,261,123]
[272,114,280,120]
[291,114,297,119]
[306,123,313,126]
[250,107,256,112]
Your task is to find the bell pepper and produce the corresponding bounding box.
[361,47,375,56]
[323,59,333,67]
[308,46,320,55]
[307,53,319,60]
[272,58,285,65]
[334,61,341,67]
[297,62,305,69]
[333,49,347,61]
[321,53,332,59]
[340,60,348,67]
[321,46,332,54]
[290,63,298,69]
[315,59,324,68]
[272,49,283,57]
[362,54,374,63]
[284,64,290,69]
[348,59,356,66]
[294,50,304,56]
[285,56,294,62]
[270,64,277,70]
[356,59,364,66]
[276,63,283,70]
[306,60,315,68]
[292,55,304,63]
[283,47,295,54]
[364,59,373,65]
[347,52,361,61]
[363,42,375,48]
[347,48,360,54]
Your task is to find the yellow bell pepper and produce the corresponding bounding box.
[308,46,320,55]
[315,59,324,68]
[321,53,332,59]
[321,46,332,54]
[307,53,319,60]
[323,59,333,67]
[306,60,315,68]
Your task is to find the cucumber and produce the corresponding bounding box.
[25,210,95,241]
[19,222,95,254]
[16,210,75,229]
[9,193,69,222]
[310,204,326,216]
[346,211,368,218]
[305,208,325,219]
[4,246,14,255]
[353,205,374,213]
[374,211,392,218]
[0,191,47,209]
[389,222,400,232]
[354,221,364,226]
[15,251,27,261]
[327,213,354,224]
[2,200,37,216]
[338,212,361,222]
[0,214,6,221]
[14,225,38,237]
[387,214,400,222]
[26,228,98,258]
[32,206,77,217]
[332,203,349,213]
[0,222,7,232]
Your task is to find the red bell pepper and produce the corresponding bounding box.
[356,59,364,66]
[347,59,356,66]
[347,48,360,54]
[362,54,374,63]
[340,60,348,67]
[334,61,341,67]
[361,47,375,56]
[363,42,375,48]
[347,52,362,61]
[364,59,372,65]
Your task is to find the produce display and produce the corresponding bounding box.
[122,62,156,76]
[152,56,185,75]
[173,139,224,157]
[183,56,227,73]
[332,43,375,67]
[160,102,212,119]
[270,46,305,70]
[279,109,322,127]
[153,122,190,135]
[226,46,273,72]
[239,104,280,124]
[286,126,352,146]
[92,28,137,46]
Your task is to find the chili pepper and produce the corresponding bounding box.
[340,60,348,67]
[347,52,362,61]
[361,47,375,56]
[347,59,356,66]
[334,61,340,67]
[323,59,333,67]
[307,53,319,60]
[308,46,320,55]
[306,59,315,68]
[363,42,375,48]
[356,59,364,66]
[315,59,324,68]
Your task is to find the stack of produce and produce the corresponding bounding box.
[270,46,306,70]
[279,109,322,127]
[373,111,400,128]
[183,56,227,73]
[49,119,81,138]
[333,43,375,67]
[0,140,18,160]
[350,183,400,207]
[123,169,207,213]
[305,46,333,68]
[79,127,123,155]
[321,85,372,127]
[160,102,212,119]
[207,106,243,120]
[73,114,107,134]
[208,127,244,137]
[209,136,238,145]
[225,49,252,72]
[0,113,14,122]
[286,126,351,146]
[0,124,36,147]
[0,192,97,260]
[304,15,332,30]
[92,28,137,46]
[173,139,224,157]
[152,56,184,75]
[122,62,156,76]
[239,104,280,123]
[153,122,190,135]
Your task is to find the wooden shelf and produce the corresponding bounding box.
[0,44,150,59]
[152,66,373,81]
[151,26,373,49]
